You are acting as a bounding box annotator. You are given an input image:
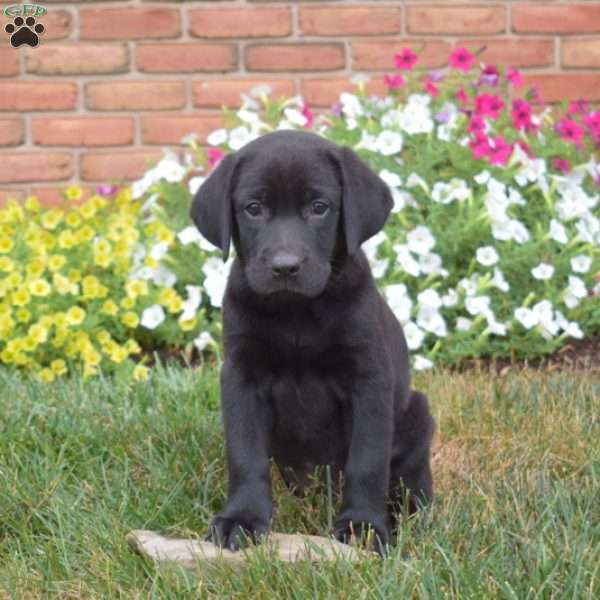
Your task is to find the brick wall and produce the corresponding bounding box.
[1,1,600,204]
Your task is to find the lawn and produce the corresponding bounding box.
[0,363,598,599]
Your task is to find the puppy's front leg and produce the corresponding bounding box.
[333,373,394,552]
[207,360,273,551]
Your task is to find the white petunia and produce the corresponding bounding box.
[406,225,436,255]
[456,317,473,332]
[283,107,308,127]
[442,288,458,307]
[406,173,429,191]
[193,331,216,351]
[393,244,421,277]
[228,126,254,151]
[514,307,538,329]
[141,304,166,330]
[413,355,434,371]
[418,288,442,309]
[379,169,402,188]
[403,321,425,350]
[531,262,554,280]
[384,284,413,323]
[532,300,559,338]
[476,246,499,267]
[180,285,203,321]
[152,264,177,288]
[492,267,510,293]
[374,130,403,156]
[177,226,202,246]
[419,252,444,276]
[570,254,592,273]
[361,231,387,262]
[150,242,169,261]
[237,109,259,124]
[206,128,228,146]
[188,176,206,196]
[465,295,491,317]
[474,170,491,185]
[485,319,507,336]
[202,257,234,308]
[416,306,447,337]
[340,92,364,118]
[549,219,568,244]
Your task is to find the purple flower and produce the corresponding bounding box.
[435,110,450,124]
[479,64,499,87]
[428,70,445,83]
[331,103,343,118]
[96,184,118,197]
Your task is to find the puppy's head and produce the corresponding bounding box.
[190,130,392,299]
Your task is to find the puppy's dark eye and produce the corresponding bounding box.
[311,201,329,216]
[245,201,263,217]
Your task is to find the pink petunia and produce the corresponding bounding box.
[552,158,571,173]
[469,133,491,160]
[568,100,589,116]
[383,73,406,90]
[475,94,505,120]
[506,67,524,88]
[207,148,225,168]
[488,136,513,166]
[468,115,486,134]
[515,140,534,158]
[449,47,475,72]
[301,102,314,129]
[557,117,584,145]
[394,48,418,70]
[456,85,469,105]
[511,99,533,131]
[424,76,439,97]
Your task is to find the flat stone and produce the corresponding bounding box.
[126,530,370,570]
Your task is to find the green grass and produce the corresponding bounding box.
[0,363,599,599]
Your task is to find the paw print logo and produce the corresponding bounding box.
[5,16,45,48]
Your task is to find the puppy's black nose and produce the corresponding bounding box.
[271,252,301,278]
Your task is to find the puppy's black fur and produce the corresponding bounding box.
[190,130,435,552]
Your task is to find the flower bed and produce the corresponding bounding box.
[1,47,599,380]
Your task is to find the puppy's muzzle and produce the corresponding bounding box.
[271,251,301,279]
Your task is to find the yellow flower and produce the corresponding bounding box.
[28,323,48,344]
[126,279,148,299]
[12,286,30,306]
[121,311,139,328]
[66,306,86,326]
[41,209,63,230]
[7,272,22,288]
[94,252,112,268]
[53,273,78,296]
[29,279,51,297]
[120,296,135,310]
[39,315,54,329]
[68,269,82,283]
[39,368,55,383]
[133,365,150,382]
[4,200,24,222]
[51,359,67,376]
[22,336,37,352]
[48,254,67,271]
[166,295,183,314]
[110,346,128,363]
[113,240,129,258]
[158,288,176,305]
[14,352,28,366]
[101,299,118,316]
[145,256,158,269]
[26,259,46,279]
[65,184,83,201]
[65,211,82,228]
[95,240,111,255]
[82,363,98,379]
[79,201,97,220]
[41,231,56,250]
[90,194,107,211]
[76,225,95,243]
[16,308,31,323]
[58,230,76,249]
[116,188,132,205]
[123,228,140,245]
[0,237,14,253]
[0,257,14,272]
[82,346,101,367]
[25,195,41,213]
[179,318,197,332]
[0,314,14,340]
[125,339,141,354]
[53,312,67,328]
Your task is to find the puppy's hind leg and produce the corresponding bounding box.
[388,390,435,525]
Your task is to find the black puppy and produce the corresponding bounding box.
[190,130,434,552]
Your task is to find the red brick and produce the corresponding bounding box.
[302,78,387,107]
[0,82,77,111]
[136,43,236,73]
[408,5,505,35]
[246,44,344,72]
[32,118,134,147]
[39,10,72,40]
[0,48,18,76]
[26,44,128,75]
[192,79,295,108]
[0,119,24,146]
[300,6,401,36]
[80,151,164,182]
[142,115,225,144]
[521,74,600,103]
[189,7,290,38]
[352,40,451,71]
[456,39,554,69]
[513,5,600,34]
[561,38,600,68]
[0,189,25,207]
[86,81,185,111]
[0,153,72,184]
[80,8,180,40]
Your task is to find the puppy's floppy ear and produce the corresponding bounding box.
[336,146,394,256]
[189,153,238,262]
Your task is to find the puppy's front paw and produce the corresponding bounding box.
[206,514,269,552]
[332,514,391,556]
